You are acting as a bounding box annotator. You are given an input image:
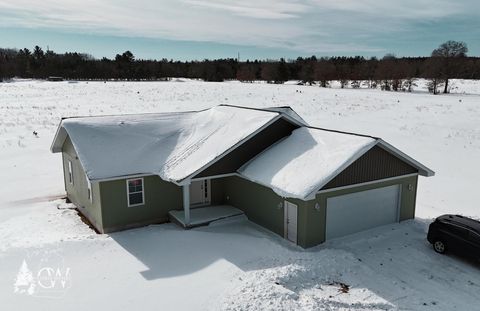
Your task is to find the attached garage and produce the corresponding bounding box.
[325,184,401,240]
[239,126,434,248]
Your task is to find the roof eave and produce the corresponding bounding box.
[50,119,67,153]
[302,138,435,201]
[376,139,435,177]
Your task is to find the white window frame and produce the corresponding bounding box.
[126,178,145,207]
[68,160,74,185]
[86,176,93,203]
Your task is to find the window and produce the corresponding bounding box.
[68,160,74,185]
[127,178,144,207]
[447,223,468,238]
[468,231,480,244]
[86,177,92,203]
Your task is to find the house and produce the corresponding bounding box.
[47,76,64,82]
[50,105,434,248]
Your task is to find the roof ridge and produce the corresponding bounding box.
[219,104,309,127]
[305,125,379,139]
[60,105,282,121]
[60,107,209,120]
[219,105,376,139]
[219,104,281,114]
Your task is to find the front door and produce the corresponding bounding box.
[190,180,211,207]
[284,201,298,244]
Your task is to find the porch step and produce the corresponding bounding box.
[168,205,244,228]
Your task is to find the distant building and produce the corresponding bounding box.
[47,76,64,81]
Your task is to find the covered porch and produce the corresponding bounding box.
[168,177,245,228]
[167,174,288,244]
[168,205,243,228]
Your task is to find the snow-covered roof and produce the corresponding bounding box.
[51,106,280,182]
[51,104,434,197]
[219,105,308,126]
[237,128,377,200]
[238,127,435,200]
[262,106,308,126]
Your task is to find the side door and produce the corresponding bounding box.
[284,201,298,244]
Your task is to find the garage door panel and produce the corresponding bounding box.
[326,185,400,240]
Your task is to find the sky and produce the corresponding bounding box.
[0,0,479,61]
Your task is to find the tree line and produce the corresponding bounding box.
[0,41,476,94]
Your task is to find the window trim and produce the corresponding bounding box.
[126,178,145,207]
[86,176,93,203]
[68,160,74,185]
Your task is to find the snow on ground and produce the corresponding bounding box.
[169,205,243,226]
[0,200,96,252]
[2,214,479,310]
[1,79,479,310]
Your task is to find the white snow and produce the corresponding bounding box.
[0,200,98,252]
[239,127,377,199]
[52,105,277,182]
[1,79,480,310]
[169,205,244,226]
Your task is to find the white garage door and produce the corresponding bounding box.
[326,184,401,240]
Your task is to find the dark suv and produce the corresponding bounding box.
[427,214,480,259]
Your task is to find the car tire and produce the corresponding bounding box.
[433,240,446,254]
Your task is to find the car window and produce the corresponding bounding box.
[446,224,469,238]
[468,231,480,244]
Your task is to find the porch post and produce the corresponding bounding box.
[183,183,190,226]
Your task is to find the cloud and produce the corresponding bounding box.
[309,0,464,20]
[0,0,477,53]
[183,0,308,19]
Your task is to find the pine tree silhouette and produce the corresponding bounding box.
[14,259,35,295]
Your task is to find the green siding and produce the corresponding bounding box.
[300,175,419,248]
[59,134,419,249]
[221,175,418,249]
[99,175,182,232]
[221,175,312,248]
[223,176,286,238]
[62,137,103,231]
[210,178,226,205]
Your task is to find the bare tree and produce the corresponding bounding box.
[423,57,443,95]
[375,55,395,91]
[431,40,468,93]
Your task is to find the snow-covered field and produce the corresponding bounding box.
[1,79,479,310]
